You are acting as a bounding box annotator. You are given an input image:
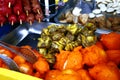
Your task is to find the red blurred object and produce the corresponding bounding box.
[8,14,17,26]
[5,0,16,8]
[18,13,26,24]
[35,14,44,23]
[13,0,23,15]
[0,0,4,6]
[0,15,7,26]
[26,14,35,25]
[0,6,3,15]
[100,32,120,50]
[2,5,12,17]
[22,0,31,16]
[30,0,42,14]
[32,4,42,14]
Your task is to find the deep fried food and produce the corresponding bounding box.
[89,62,120,80]
[45,69,81,80]
[77,69,92,80]
[95,41,104,49]
[100,32,120,50]
[33,57,50,74]
[63,51,83,70]
[82,45,108,66]
[54,49,83,70]
[54,50,70,70]
[55,73,81,80]
[45,70,61,80]
[13,55,26,64]
[19,62,33,75]
[106,50,120,65]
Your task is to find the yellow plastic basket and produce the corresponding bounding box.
[0,68,43,80]
[55,0,68,4]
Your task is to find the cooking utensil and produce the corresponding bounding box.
[0,41,37,64]
[0,54,19,71]
[0,23,29,45]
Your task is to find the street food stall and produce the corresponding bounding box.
[0,0,120,80]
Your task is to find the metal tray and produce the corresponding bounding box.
[0,22,112,49]
[54,0,96,23]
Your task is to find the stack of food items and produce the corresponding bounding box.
[44,32,120,80]
[57,0,120,32]
[37,23,97,64]
[0,45,50,79]
[0,0,43,26]
[0,0,120,80]
[88,0,120,32]
[90,0,120,17]
[0,24,120,80]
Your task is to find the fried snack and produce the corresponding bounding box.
[53,50,70,70]
[55,72,81,80]
[89,62,120,80]
[95,41,104,49]
[54,49,83,70]
[13,55,26,64]
[106,50,120,65]
[19,62,33,75]
[33,57,50,74]
[82,45,108,66]
[78,14,89,25]
[0,46,15,58]
[45,69,81,80]
[100,32,120,50]
[45,70,61,80]
[77,69,92,80]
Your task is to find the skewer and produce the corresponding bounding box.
[20,19,22,24]
[1,23,3,27]
[38,18,41,23]
[26,10,29,16]
[8,2,11,8]
[29,20,32,25]
[17,11,20,15]
[11,21,14,26]
[37,9,40,14]
[6,14,8,17]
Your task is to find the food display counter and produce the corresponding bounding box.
[0,0,120,80]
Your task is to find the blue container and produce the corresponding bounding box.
[0,24,12,38]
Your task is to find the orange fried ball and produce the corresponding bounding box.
[54,48,83,70]
[45,69,81,80]
[55,73,81,80]
[100,32,120,50]
[106,50,120,65]
[54,50,70,70]
[19,62,33,75]
[45,70,61,80]
[77,69,92,80]
[89,62,120,80]
[82,45,108,66]
[13,55,26,64]
[33,57,50,74]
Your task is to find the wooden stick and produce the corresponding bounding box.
[37,9,40,14]
[29,20,32,25]
[1,23,3,27]
[20,19,22,24]
[8,2,11,8]
[38,18,41,23]
[11,21,14,26]
[26,10,29,16]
